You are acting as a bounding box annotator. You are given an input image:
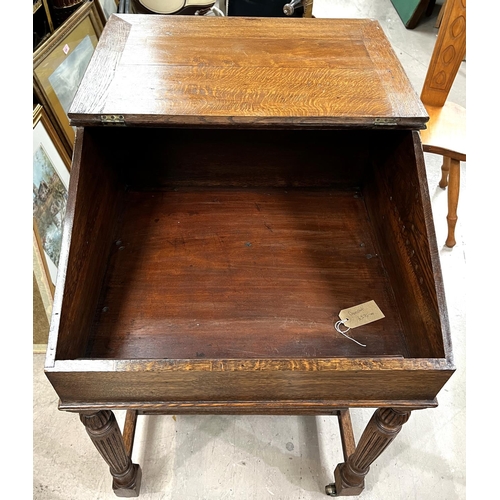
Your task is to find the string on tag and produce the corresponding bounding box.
[334,319,367,347]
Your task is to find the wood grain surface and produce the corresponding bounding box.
[45,17,454,412]
[420,0,466,107]
[47,355,453,405]
[42,16,457,498]
[420,102,466,161]
[87,187,408,360]
[44,123,455,407]
[364,131,450,358]
[69,15,428,128]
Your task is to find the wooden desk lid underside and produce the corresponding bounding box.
[69,15,428,128]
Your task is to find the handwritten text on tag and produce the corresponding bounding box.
[339,300,385,329]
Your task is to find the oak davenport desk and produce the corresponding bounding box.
[44,14,455,497]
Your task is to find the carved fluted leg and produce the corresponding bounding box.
[80,410,142,497]
[331,408,412,496]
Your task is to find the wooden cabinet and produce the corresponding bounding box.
[44,15,455,497]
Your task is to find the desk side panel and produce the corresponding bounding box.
[46,362,454,406]
[364,130,451,359]
[47,128,126,362]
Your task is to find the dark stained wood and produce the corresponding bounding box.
[46,128,127,364]
[87,187,408,360]
[44,124,455,408]
[80,410,142,496]
[363,131,452,358]
[44,126,455,407]
[44,16,455,497]
[338,409,356,460]
[46,357,452,405]
[123,410,138,458]
[61,398,436,413]
[103,127,372,189]
[334,408,413,495]
[69,15,428,129]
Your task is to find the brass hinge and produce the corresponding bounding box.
[374,118,399,126]
[100,114,125,126]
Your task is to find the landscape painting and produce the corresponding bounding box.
[33,1,105,155]
[33,143,68,284]
[48,35,94,116]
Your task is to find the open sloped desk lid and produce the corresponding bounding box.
[69,14,428,129]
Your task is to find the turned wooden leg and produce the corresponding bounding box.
[331,408,412,496]
[445,158,460,248]
[80,410,142,497]
[439,156,450,189]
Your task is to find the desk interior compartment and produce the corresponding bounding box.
[52,126,448,365]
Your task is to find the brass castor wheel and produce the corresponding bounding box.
[325,483,337,496]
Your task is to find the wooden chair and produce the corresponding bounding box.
[420,102,465,248]
[420,0,466,248]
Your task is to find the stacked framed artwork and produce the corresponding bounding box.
[33,104,71,296]
[33,1,106,349]
[33,0,106,157]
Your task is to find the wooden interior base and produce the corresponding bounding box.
[86,187,407,360]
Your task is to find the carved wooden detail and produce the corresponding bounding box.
[80,410,142,497]
[420,0,466,106]
[333,408,412,495]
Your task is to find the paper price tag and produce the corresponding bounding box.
[339,300,385,329]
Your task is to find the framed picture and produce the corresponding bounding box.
[33,0,106,156]
[33,104,71,291]
[34,227,54,352]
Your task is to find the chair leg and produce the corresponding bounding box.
[439,156,451,188]
[445,158,460,248]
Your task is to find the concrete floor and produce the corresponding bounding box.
[33,1,466,498]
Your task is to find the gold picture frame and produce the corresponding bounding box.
[34,227,53,352]
[33,0,105,156]
[33,104,71,293]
